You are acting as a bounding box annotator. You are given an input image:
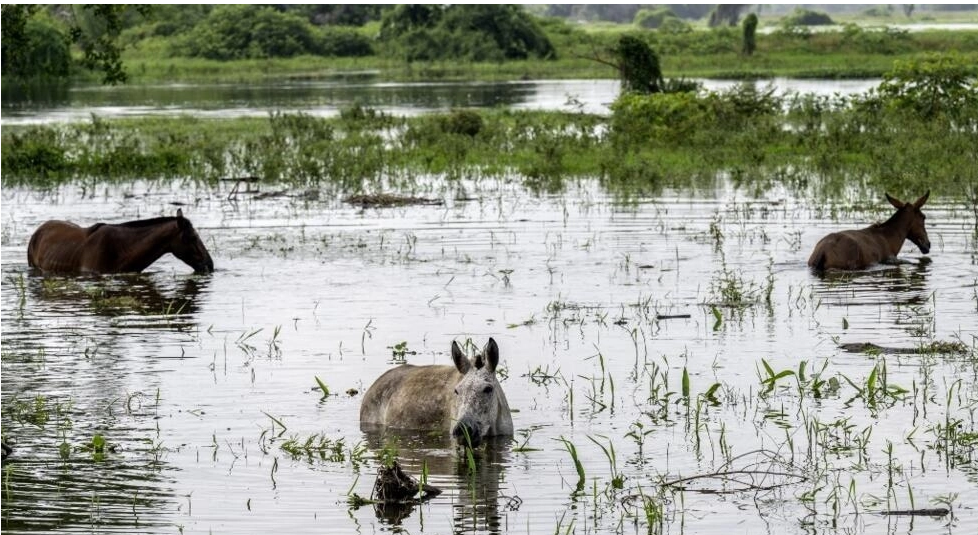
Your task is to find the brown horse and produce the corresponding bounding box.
[27,209,214,275]
[808,191,931,271]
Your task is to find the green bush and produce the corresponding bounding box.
[783,8,834,26]
[1,127,69,180]
[176,5,318,60]
[440,109,483,137]
[742,13,758,55]
[379,5,555,62]
[658,17,692,34]
[1,15,71,78]
[319,27,373,57]
[874,52,978,119]
[634,7,679,29]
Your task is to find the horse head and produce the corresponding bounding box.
[171,209,215,274]
[450,338,504,448]
[885,191,930,254]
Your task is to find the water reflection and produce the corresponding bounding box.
[1,455,177,533]
[1,77,882,125]
[810,257,932,307]
[361,429,511,534]
[26,273,210,329]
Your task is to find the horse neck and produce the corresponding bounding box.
[113,221,179,272]
[873,210,912,256]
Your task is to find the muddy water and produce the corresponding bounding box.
[1,179,976,534]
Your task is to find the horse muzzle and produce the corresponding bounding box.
[452,420,483,448]
[917,240,930,255]
[195,256,215,274]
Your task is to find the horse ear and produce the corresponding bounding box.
[484,338,499,373]
[451,341,470,374]
[176,208,184,218]
[885,193,904,209]
[913,191,930,209]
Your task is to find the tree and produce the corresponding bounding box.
[615,36,663,94]
[902,4,916,18]
[742,13,758,56]
[2,5,43,77]
[379,5,554,62]
[709,5,748,27]
[2,4,150,84]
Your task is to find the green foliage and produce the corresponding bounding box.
[2,4,147,83]
[742,13,759,56]
[1,5,41,77]
[874,52,978,119]
[634,7,679,29]
[783,8,835,27]
[319,27,373,57]
[21,16,71,77]
[176,5,318,60]
[70,5,152,84]
[440,109,484,137]
[379,5,555,62]
[862,6,895,18]
[615,35,663,94]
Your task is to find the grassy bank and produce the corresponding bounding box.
[4,80,976,202]
[109,27,978,84]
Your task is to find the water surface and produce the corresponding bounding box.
[2,179,975,534]
[1,78,881,126]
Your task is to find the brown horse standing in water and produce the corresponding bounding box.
[27,209,214,275]
[808,192,931,271]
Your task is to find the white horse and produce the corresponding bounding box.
[360,338,513,447]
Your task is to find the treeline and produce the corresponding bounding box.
[1,4,556,82]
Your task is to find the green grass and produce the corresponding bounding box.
[106,26,978,84]
[3,83,976,202]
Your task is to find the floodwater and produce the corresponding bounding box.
[0,77,880,126]
[1,178,976,535]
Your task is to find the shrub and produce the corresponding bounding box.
[440,109,483,137]
[616,35,663,94]
[875,52,978,119]
[2,15,70,78]
[319,27,373,57]
[783,8,834,26]
[634,7,679,29]
[742,13,758,55]
[177,5,318,60]
[379,5,555,62]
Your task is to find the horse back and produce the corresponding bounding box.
[809,229,888,270]
[27,221,102,273]
[360,364,460,431]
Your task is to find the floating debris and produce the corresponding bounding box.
[372,460,441,503]
[344,194,444,208]
[840,341,969,355]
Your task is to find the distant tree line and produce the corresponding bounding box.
[2,4,557,82]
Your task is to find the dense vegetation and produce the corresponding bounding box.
[3,4,978,84]
[3,55,975,202]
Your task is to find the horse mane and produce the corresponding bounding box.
[114,216,181,228]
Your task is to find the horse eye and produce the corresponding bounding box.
[482,385,493,394]
[454,388,459,395]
